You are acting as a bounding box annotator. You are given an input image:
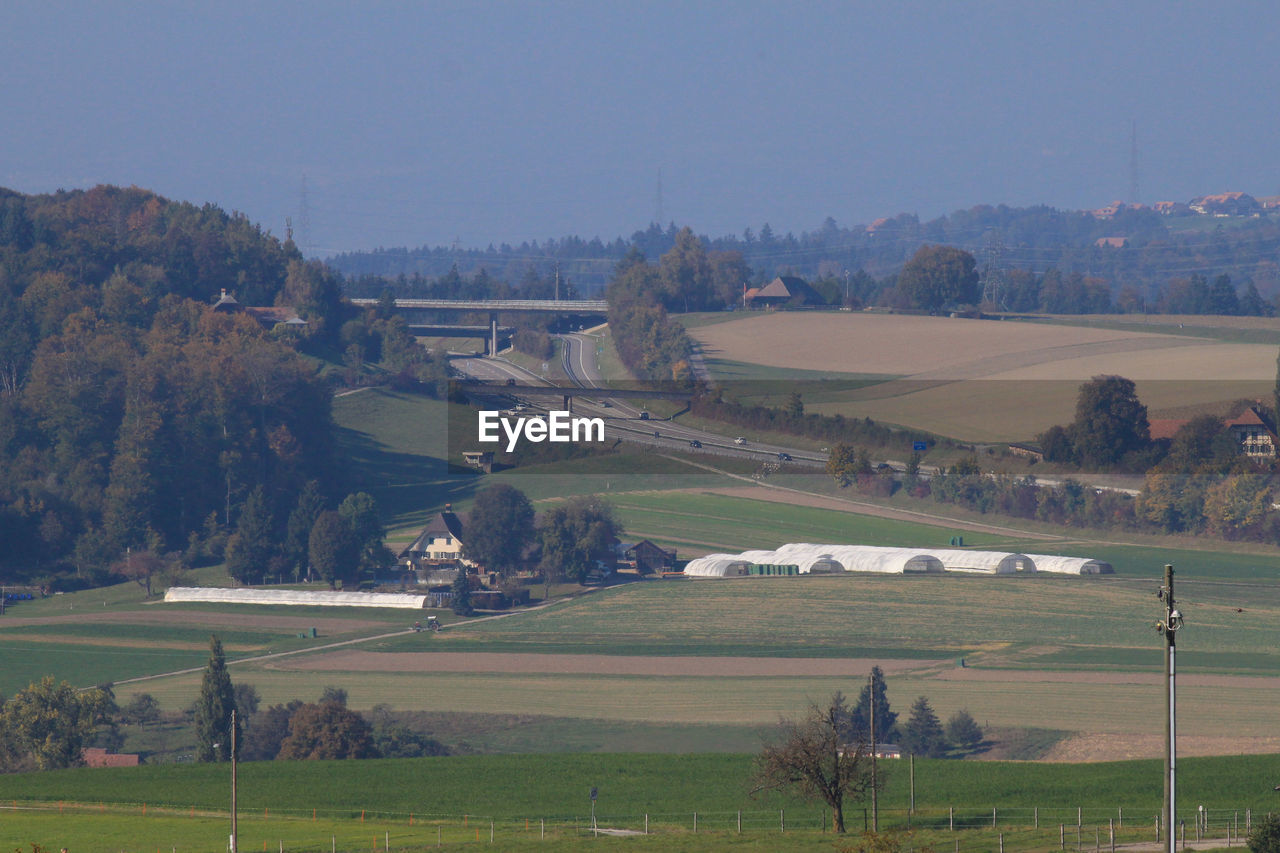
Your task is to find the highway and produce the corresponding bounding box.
[450,336,831,469]
[449,336,1141,499]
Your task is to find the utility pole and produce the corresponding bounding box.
[230,709,238,853]
[1158,565,1182,853]
[869,672,878,833]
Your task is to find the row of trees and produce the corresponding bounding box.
[330,201,1280,311]
[754,671,985,834]
[188,636,446,765]
[224,484,390,588]
[460,485,623,591]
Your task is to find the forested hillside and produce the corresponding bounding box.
[0,186,351,586]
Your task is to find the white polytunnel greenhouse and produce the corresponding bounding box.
[1023,554,1115,575]
[682,545,1112,578]
[929,549,1035,574]
[163,587,429,609]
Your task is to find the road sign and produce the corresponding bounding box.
[913,441,928,452]
[590,787,598,801]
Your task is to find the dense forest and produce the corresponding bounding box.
[329,203,1280,307]
[0,186,443,589]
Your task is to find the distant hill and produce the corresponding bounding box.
[326,200,1280,301]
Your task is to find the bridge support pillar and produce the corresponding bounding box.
[563,394,572,413]
[489,313,499,356]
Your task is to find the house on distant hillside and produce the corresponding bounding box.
[212,289,308,330]
[1148,406,1277,462]
[1189,192,1261,217]
[1153,200,1190,215]
[1225,408,1277,459]
[746,276,823,308]
[400,505,469,573]
[1095,236,1128,249]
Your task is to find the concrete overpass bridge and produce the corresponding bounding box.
[349,298,609,354]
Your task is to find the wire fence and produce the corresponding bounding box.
[3,799,1273,850]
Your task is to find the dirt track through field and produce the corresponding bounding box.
[275,650,942,677]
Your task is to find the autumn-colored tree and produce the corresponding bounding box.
[277,701,377,760]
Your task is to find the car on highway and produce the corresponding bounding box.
[777,452,792,461]
[689,440,702,448]
[734,437,746,445]
[639,411,650,420]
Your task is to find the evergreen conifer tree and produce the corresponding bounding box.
[195,635,238,762]
[900,696,946,758]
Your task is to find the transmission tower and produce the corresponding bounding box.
[982,232,1007,309]
[298,174,312,251]
[655,167,664,226]
[1129,120,1139,206]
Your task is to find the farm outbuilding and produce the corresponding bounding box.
[163,587,430,609]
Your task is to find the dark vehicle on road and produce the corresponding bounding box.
[777,452,792,461]
[689,440,702,448]
[639,411,650,420]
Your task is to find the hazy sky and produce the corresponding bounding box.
[4,1,1278,255]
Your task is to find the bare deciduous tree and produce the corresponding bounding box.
[751,693,876,833]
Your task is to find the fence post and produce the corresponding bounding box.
[1110,818,1115,853]
[1000,833,1004,853]
[781,809,785,833]
[644,814,648,835]
[949,807,954,831]
[737,811,741,834]
[1096,826,1100,853]
[1180,820,1185,850]
[1060,824,1065,850]
[1119,807,1123,829]
[1036,807,1039,829]
[993,807,997,828]
[693,812,697,833]
[541,819,544,840]
[1078,807,1082,828]
[1247,809,1252,834]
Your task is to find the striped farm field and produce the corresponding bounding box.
[95,567,1280,760]
[687,312,1279,440]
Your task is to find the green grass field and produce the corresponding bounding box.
[0,753,1274,852]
